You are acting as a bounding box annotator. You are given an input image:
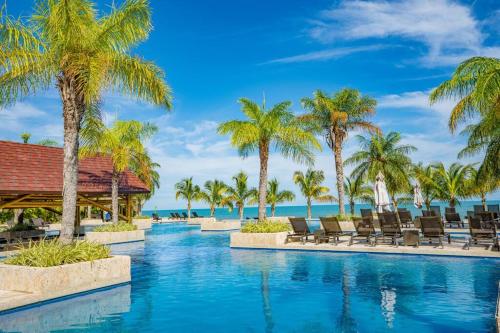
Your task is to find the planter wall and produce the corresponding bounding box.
[230,232,288,248]
[85,230,145,245]
[187,217,216,225]
[132,219,152,230]
[201,220,241,231]
[0,255,131,312]
[80,219,104,226]
[266,216,293,223]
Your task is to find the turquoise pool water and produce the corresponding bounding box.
[1,224,499,332]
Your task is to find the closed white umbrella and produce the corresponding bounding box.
[373,171,391,213]
[413,182,424,209]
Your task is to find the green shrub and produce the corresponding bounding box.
[241,221,291,233]
[93,223,137,232]
[3,239,110,267]
[134,215,150,219]
[6,223,37,232]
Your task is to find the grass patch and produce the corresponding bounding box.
[93,223,137,232]
[3,239,110,267]
[241,220,291,233]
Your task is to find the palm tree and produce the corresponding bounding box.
[427,162,474,208]
[20,133,31,143]
[266,179,295,217]
[413,163,438,210]
[430,57,499,179]
[80,120,157,223]
[199,180,233,217]
[293,169,336,220]
[174,177,201,218]
[37,139,60,147]
[344,175,373,215]
[218,98,320,221]
[0,0,172,242]
[227,172,257,221]
[344,132,416,209]
[301,88,378,215]
[467,166,499,210]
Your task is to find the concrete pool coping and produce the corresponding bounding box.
[230,232,500,258]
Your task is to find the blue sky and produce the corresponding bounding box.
[2,0,499,209]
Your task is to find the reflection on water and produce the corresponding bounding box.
[0,225,498,333]
[0,285,131,332]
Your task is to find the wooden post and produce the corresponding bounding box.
[126,194,132,224]
[75,205,81,237]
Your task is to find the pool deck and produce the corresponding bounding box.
[231,235,500,258]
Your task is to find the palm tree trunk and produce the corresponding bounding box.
[111,169,120,224]
[239,205,244,220]
[350,201,355,216]
[86,206,91,219]
[332,131,346,215]
[187,200,191,218]
[481,193,486,210]
[307,198,312,220]
[58,75,84,244]
[271,204,276,217]
[210,205,215,217]
[258,141,270,221]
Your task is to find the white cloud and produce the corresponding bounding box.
[0,103,47,132]
[265,45,387,64]
[308,0,493,67]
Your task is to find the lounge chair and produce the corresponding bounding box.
[360,209,373,218]
[397,209,413,228]
[349,216,376,246]
[422,210,434,217]
[444,211,463,228]
[376,212,402,246]
[487,204,499,215]
[174,212,182,219]
[429,205,442,217]
[31,217,49,228]
[473,205,486,216]
[419,216,451,248]
[286,218,314,244]
[182,212,189,219]
[169,213,177,220]
[192,211,204,218]
[445,207,456,214]
[465,216,499,250]
[315,217,352,245]
[152,213,162,222]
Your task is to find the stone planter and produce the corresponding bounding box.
[201,220,241,231]
[132,219,152,230]
[230,232,288,248]
[266,216,293,223]
[187,217,216,225]
[0,255,131,312]
[85,230,145,245]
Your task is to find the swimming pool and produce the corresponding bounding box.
[0,224,498,332]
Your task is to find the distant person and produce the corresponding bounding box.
[105,212,111,222]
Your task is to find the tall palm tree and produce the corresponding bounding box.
[0,0,172,242]
[218,98,320,221]
[301,88,378,215]
[430,57,499,179]
[293,169,336,220]
[344,132,416,209]
[199,180,233,217]
[80,120,157,223]
[467,167,499,210]
[427,162,474,208]
[413,163,438,210]
[266,178,295,217]
[227,172,257,221]
[175,178,201,218]
[344,176,373,215]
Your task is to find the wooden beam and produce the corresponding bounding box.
[0,194,33,209]
[78,195,128,221]
[126,194,132,223]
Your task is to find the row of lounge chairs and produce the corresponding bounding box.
[152,211,205,222]
[285,212,499,250]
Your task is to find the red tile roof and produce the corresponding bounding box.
[0,141,150,195]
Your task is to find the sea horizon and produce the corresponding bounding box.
[143,199,500,220]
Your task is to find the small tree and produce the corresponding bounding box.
[20,133,31,143]
[199,180,233,217]
[175,177,201,218]
[344,176,373,215]
[227,172,257,221]
[293,169,336,220]
[266,178,295,217]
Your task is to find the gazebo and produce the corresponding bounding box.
[0,140,150,224]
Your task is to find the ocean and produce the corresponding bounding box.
[143,200,500,220]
